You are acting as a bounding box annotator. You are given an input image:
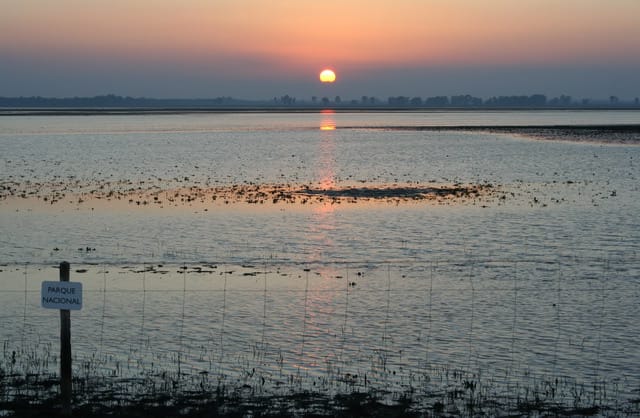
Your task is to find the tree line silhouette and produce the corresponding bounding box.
[1,93,638,108]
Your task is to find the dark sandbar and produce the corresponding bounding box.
[341,124,640,144]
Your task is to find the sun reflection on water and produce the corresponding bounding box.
[319,110,336,131]
[304,112,338,266]
[318,112,337,191]
[298,113,344,371]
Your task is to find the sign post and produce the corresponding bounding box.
[59,262,72,415]
[41,262,82,415]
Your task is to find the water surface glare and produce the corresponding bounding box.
[1,111,639,411]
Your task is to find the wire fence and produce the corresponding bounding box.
[1,256,640,415]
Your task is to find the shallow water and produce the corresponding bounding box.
[2,112,639,265]
[1,110,639,410]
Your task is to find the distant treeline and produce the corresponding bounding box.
[1,93,639,108]
[0,94,247,108]
[383,94,637,107]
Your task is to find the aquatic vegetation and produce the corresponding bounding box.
[2,259,639,417]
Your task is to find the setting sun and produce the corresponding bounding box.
[319,69,336,83]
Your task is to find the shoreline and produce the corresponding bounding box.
[2,107,640,116]
[344,124,640,143]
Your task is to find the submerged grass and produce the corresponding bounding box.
[2,348,639,417]
[3,258,639,416]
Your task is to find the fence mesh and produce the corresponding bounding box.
[1,256,639,415]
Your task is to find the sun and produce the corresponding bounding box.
[319,69,336,83]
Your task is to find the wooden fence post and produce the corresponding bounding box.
[59,261,72,415]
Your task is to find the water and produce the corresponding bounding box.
[1,110,639,411]
[2,111,639,265]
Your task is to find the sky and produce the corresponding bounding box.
[2,0,640,100]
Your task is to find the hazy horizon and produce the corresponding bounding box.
[2,1,640,100]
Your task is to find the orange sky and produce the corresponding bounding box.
[2,0,640,98]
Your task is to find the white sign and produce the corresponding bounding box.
[41,281,83,310]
